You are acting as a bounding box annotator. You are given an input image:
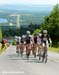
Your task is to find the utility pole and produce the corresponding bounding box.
[17,15,20,28]
[9,14,21,29]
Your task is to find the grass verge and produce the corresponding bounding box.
[0,43,8,54]
[48,47,59,53]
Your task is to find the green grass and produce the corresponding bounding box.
[0,43,7,54]
[48,47,59,53]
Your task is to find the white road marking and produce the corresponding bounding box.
[2,71,25,74]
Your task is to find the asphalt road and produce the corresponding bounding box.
[0,45,59,75]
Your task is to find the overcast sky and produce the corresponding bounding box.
[0,0,59,5]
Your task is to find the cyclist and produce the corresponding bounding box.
[41,30,52,63]
[32,33,39,58]
[20,35,26,56]
[41,30,52,48]
[25,31,32,59]
[37,33,42,56]
[16,36,21,55]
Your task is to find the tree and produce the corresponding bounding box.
[33,29,41,35]
[41,4,59,47]
[0,28,2,41]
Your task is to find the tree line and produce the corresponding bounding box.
[2,23,40,37]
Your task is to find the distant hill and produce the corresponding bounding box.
[0,4,54,25]
[0,4,53,14]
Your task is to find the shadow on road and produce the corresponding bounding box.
[7,53,43,63]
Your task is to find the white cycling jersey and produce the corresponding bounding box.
[16,36,21,43]
[37,36,42,45]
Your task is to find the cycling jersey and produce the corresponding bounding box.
[16,37,21,44]
[37,36,42,45]
[21,37,24,43]
[25,35,32,44]
[41,34,50,45]
[34,36,37,44]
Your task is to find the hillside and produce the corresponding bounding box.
[0,4,53,25]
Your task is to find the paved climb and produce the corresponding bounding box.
[0,45,59,75]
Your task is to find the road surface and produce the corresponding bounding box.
[0,45,59,75]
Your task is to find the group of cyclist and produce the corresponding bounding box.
[15,30,52,63]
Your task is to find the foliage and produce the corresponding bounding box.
[2,23,40,37]
[0,43,8,54]
[12,39,16,45]
[33,29,41,35]
[0,30,2,39]
[0,28,2,42]
[40,4,59,47]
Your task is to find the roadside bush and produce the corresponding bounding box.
[12,39,16,45]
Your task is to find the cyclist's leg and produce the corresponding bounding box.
[37,43,40,56]
[33,43,37,58]
[21,43,25,56]
[26,43,29,58]
[16,42,20,54]
[44,44,48,63]
[41,43,45,62]
[38,45,42,60]
[42,43,48,62]
[26,43,32,59]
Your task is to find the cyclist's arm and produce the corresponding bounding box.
[49,38,52,46]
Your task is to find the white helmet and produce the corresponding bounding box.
[43,30,47,34]
[26,31,30,35]
[39,33,42,37]
[22,35,25,38]
[14,36,17,39]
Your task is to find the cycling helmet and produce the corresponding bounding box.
[39,33,42,37]
[26,31,30,35]
[14,36,17,39]
[43,30,47,34]
[22,35,25,38]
